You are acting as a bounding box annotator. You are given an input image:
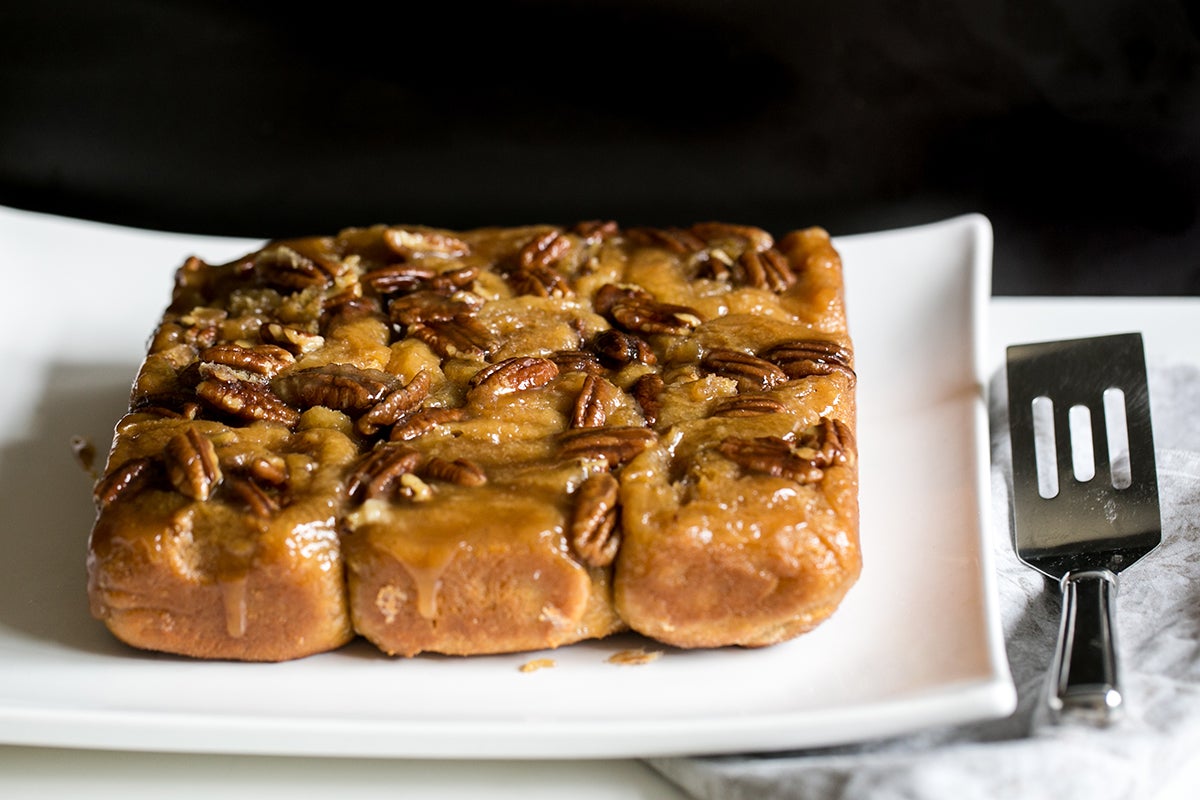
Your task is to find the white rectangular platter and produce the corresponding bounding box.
[0,206,1014,758]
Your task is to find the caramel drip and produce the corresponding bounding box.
[220,574,249,638]
[396,542,463,620]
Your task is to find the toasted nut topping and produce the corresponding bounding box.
[570,374,617,429]
[131,395,203,419]
[592,283,653,317]
[591,329,657,368]
[164,427,223,501]
[199,343,295,379]
[255,245,331,291]
[718,419,853,484]
[272,364,397,414]
[364,263,438,294]
[235,454,290,486]
[224,475,281,518]
[558,426,657,467]
[609,298,703,336]
[93,457,157,508]
[570,220,619,242]
[518,229,572,271]
[509,262,574,299]
[346,443,423,503]
[627,226,706,255]
[422,456,488,487]
[734,248,796,293]
[548,349,606,377]
[429,266,480,292]
[761,339,855,380]
[406,316,495,359]
[711,394,788,417]
[260,322,325,354]
[630,373,665,426]
[323,291,383,323]
[358,370,433,435]
[468,357,559,401]
[196,379,301,426]
[700,348,789,392]
[717,435,824,484]
[570,472,621,567]
[800,417,856,468]
[689,222,774,252]
[383,228,470,258]
[389,407,469,441]
[388,290,484,326]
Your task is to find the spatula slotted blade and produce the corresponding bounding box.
[1006,333,1162,724]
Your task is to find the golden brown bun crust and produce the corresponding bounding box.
[87,221,858,660]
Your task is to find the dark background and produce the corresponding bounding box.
[2,0,1199,294]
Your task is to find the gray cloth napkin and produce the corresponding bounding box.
[649,363,1200,800]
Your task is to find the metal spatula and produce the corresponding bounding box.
[1006,332,1161,724]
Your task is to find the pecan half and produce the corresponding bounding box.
[700,349,789,392]
[224,475,281,518]
[172,310,223,349]
[734,248,796,293]
[389,407,468,441]
[199,343,295,379]
[711,395,788,417]
[548,349,605,376]
[467,357,558,400]
[233,454,290,486]
[592,283,653,317]
[509,262,574,299]
[796,417,856,468]
[383,228,470,258]
[363,263,439,295]
[630,373,664,426]
[717,435,824,484]
[196,379,301,426]
[570,374,616,429]
[131,395,203,419]
[428,266,480,292]
[591,329,657,368]
[93,457,157,508]
[558,426,657,467]
[164,427,223,501]
[406,316,495,359]
[357,370,433,435]
[761,339,855,380]
[255,245,331,291]
[421,456,488,487]
[688,222,774,252]
[626,226,707,255]
[570,472,621,567]
[388,290,484,326]
[260,322,325,355]
[346,443,422,503]
[571,219,619,242]
[609,299,703,336]
[718,419,853,484]
[323,289,384,324]
[518,229,572,271]
[272,364,396,414]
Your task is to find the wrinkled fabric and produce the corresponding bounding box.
[650,364,1200,800]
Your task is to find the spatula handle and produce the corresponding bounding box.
[1051,569,1121,724]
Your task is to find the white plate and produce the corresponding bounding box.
[0,206,1014,758]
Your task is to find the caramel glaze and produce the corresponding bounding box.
[87,220,858,660]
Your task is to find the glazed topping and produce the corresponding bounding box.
[99,221,855,576]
